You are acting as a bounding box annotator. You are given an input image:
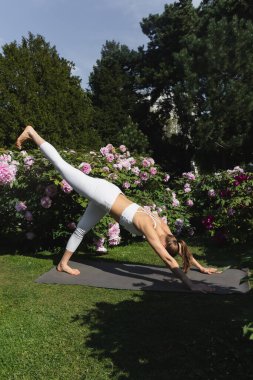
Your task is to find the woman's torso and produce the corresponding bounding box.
[110,194,168,240]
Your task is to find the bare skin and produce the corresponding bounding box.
[16,126,220,290]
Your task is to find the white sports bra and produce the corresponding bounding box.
[119,203,160,236]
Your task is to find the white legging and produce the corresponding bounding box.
[40,142,122,252]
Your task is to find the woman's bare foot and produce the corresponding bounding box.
[57,262,80,276]
[15,125,34,149]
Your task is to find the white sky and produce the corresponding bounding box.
[0,0,201,88]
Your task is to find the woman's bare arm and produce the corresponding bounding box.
[142,226,212,292]
[191,256,222,274]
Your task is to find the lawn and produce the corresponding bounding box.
[0,240,252,380]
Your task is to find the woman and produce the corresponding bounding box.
[16,126,219,292]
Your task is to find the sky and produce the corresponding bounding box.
[0,0,201,88]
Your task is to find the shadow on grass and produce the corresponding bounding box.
[72,291,253,380]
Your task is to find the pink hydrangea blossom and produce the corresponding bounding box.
[186,199,194,207]
[175,219,184,227]
[128,157,136,165]
[105,153,115,163]
[24,156,35,168]
[0,161,17,185]
[164,173,170,182]
[113,163,123,170]
[24,211,33,221]
[41,196,52,209]
[184,183,191,193]
[122,181,131,189]
[94,237,107,252]
[131,166,140,175]
[147,157,155,165]
[150,167,157,176]
[208,189,216,198]
[134,179,141,186]
[142,158,151,167]
[108,222,121,246]
[61,179,73,193]
[100,147,110,156]
[139,172,149,181]
[105,144,114,152]
[67,222,77,230]
[15,201,27,212]
[119,145,127,152]
[80,162,92,174]
[0,153,12,162]
[172,198,180,207]
[102,166,110,172]
[182,172,196,181]
[119,159,131,171]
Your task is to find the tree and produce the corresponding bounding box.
[0,33,100,149]
[89,40,143,147]
[137,0,253,171]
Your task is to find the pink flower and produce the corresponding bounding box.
[172,199,180,207]
[164,174,170,182]
[147,157,155,165]
[61,179,73,193]
[175,219,184,227]
[15,201,27,212]
[122,181,130,189]
[134,179,141,186]
[202,215,214,230]
[131,166,140,175]
[94,237,107,252]
[139,172,149,181]
[186,199,194,207]
[41,196,52,209]
[128,157,136,165]
[100,147,109,156]
[182,172,196,180]
[0,161,17,185]
[67,222,77,230]
[119,145,127,152]
[80,162,92,174]
[105,144,114,152]
[24,211,33,221]
[150,167,157,176]
[184,183,191,193]
[108,222,121,246]
[208,189,216,198]
[0,153,12,162]
[142,158,151,167]
[102,166,110,172]
[105,153,115,163]
[24,156,35,168]
[120,159,131,171]
[45,184,58,198]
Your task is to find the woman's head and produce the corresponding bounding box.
[166,234,192,272]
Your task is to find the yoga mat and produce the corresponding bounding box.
[35,260,251,294]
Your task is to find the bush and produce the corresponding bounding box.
[0,145,252,252]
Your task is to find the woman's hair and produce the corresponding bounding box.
[166,234,193,272]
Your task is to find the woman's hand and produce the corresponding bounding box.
[200,267,222,275]
[190,283,215,293]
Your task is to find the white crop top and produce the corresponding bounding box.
[119,203,160,236]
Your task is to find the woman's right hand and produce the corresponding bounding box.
[190,283,215,293]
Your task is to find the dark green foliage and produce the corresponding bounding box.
[89,40,140,145]
[0,33,100,150]
[137,0,253,171]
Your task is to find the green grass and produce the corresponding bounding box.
[0,241,253,380]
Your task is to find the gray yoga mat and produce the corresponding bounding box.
[35,260,251,294]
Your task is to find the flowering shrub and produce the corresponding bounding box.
[0,144,252,252]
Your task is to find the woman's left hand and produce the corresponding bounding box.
[200,267,222,275]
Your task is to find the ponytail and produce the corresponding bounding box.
[178,239,193,273]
